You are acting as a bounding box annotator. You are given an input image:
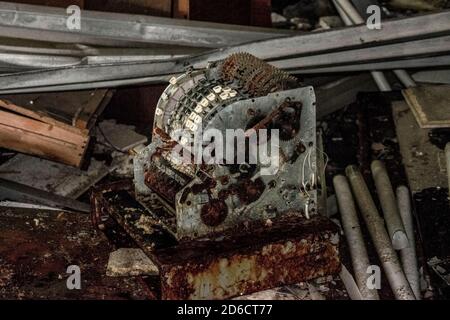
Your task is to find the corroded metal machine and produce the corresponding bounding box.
[92,53,340,300]
[134,53,319,240]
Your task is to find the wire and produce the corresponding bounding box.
[95,123,128,154]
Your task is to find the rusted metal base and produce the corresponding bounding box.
[91,181,341,300]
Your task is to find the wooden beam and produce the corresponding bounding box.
[0,110,89,167]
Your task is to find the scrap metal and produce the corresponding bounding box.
[0,1,291,49]
[134,53,318,240]
[1,11,450,93]
[91,183,340,300]
[88,53,340,299]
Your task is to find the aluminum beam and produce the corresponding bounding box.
[0,1,292,49]
[188,10,450,68]
[291,55,450,74]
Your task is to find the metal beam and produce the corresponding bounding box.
[188,10,450,68]
[271,35,450,70]
[0,1,292,49]
[291,55,450,74]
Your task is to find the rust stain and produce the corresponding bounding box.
[155,216,340,300]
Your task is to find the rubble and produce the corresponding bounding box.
[106,248,158,277]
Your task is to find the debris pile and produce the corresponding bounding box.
[0,0,449,300]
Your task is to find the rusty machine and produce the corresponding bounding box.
[92,53,340,299]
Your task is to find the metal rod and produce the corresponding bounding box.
[289,55,450,74]
[334,0,416,89]
[334,0,365,24]
[0,60,179,92]
[332,0,390,91]
[393,69,417,88]
[1,35,449,94]
[332,0,353,25]
[397,185,421,299]
[334,175,380,299]
[371,71,392,92]
[0,178,90,213]
[371,160,409,250]
[339,264,364,300]
[345,165,415,300]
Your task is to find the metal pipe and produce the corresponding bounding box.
[371,71,392,92]
[345,165,415,300]
[333,0,391,91]
[339,264,364,300]
[393,70,417,88]
[334,0,416,89]
[332,0,353,25]
[397,185,421,299]
[334,0,365,24]
[333,175,380,299]
[329,0,420,90]
[371,160,409,250]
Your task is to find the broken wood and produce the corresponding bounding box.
[403,84,450,128]
[0,89,113,167]
[0,89,112,131]
[0,109,89,167]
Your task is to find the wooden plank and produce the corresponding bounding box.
[0,110,87,145]
[402,84,450,128]
[173,0,189,19]
[0,89,111,132]
[0,110,88,167]
[0,98,88,136]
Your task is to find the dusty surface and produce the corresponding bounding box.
[392,101,448,193]
[0,207,152,300]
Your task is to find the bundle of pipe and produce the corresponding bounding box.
[333,175,379,300]
[0,1,450,93]
[333,162,421,300]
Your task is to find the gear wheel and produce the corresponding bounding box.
[220,53,298,97]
